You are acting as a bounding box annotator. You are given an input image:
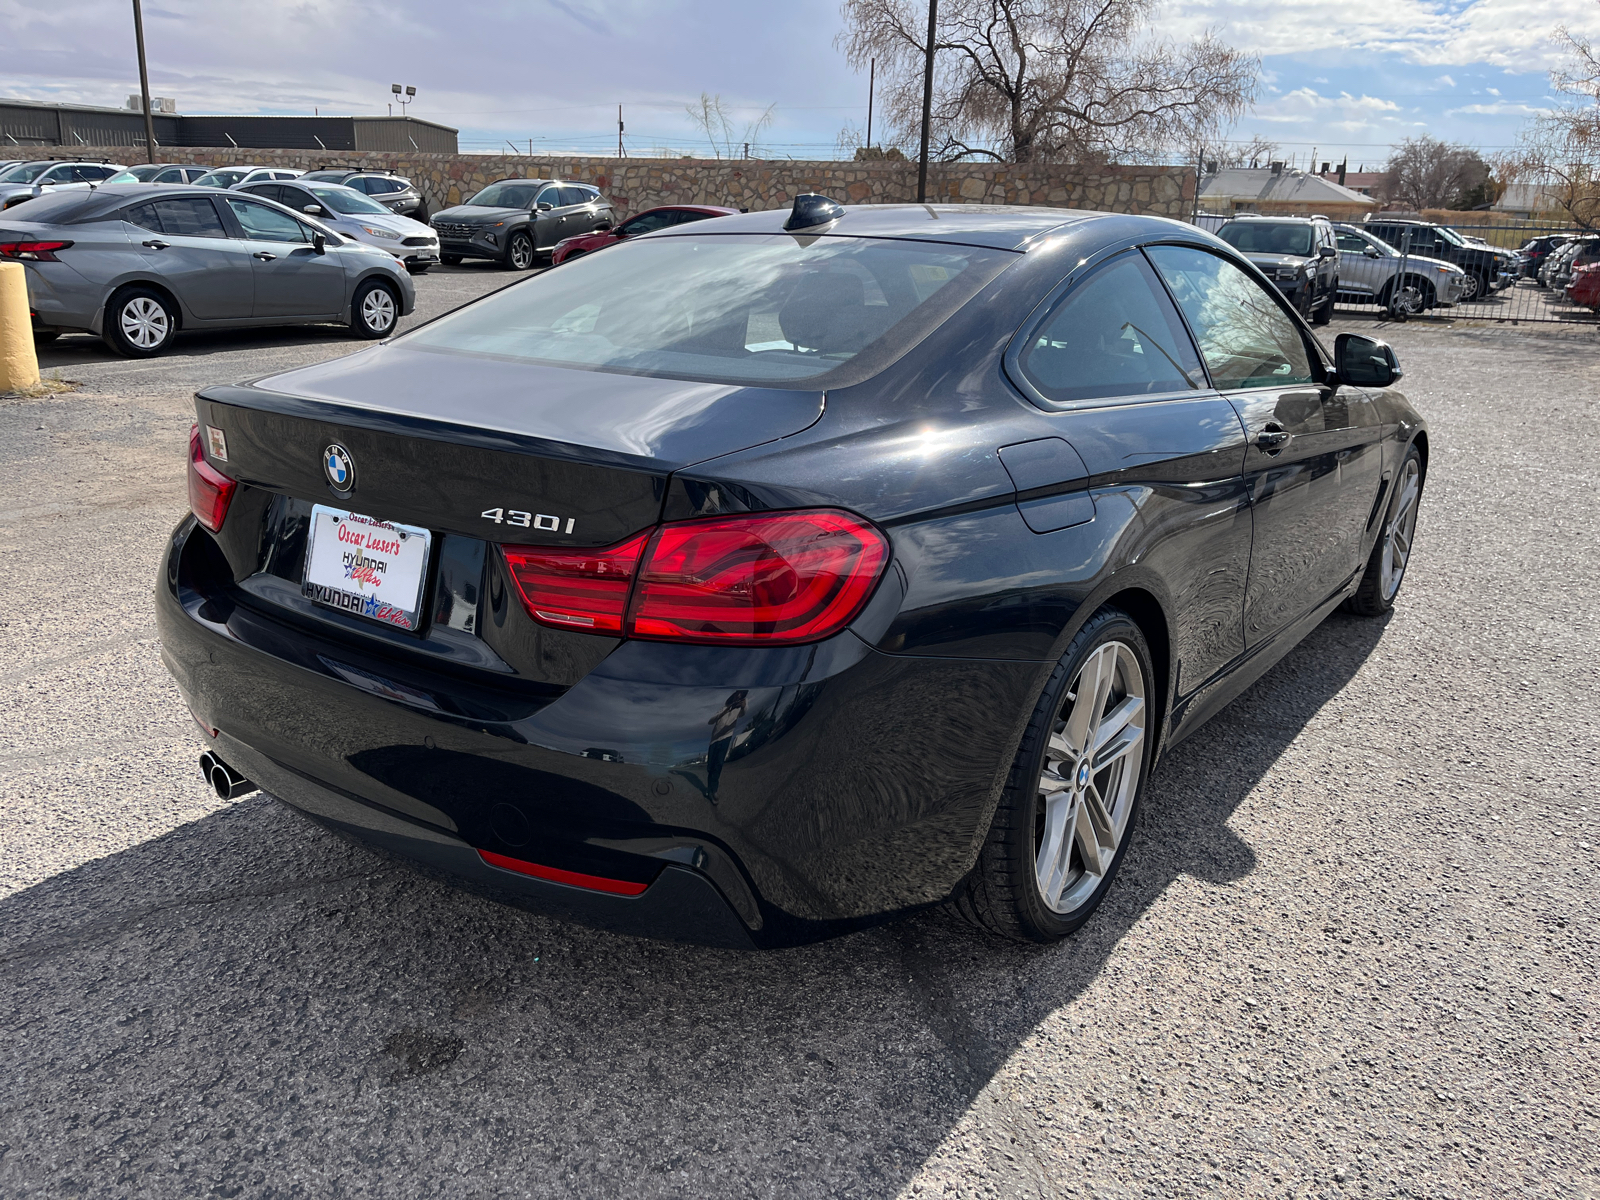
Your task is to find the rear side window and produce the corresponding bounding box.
[1335,230,1371,254]
[1146,245,1315,391]
[621,210,680,235]
[1017,252,1205,405]
[558,186,590,207]
[130,197,229,238]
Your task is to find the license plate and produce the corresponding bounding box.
[303,505,433,630]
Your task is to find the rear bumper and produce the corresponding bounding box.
[155,517,1042,947]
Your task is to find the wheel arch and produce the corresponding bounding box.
[1099,586,1172,760]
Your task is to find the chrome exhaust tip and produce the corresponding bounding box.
[198,750,256,801]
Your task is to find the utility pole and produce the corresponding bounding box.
[618,105,625,158]
[916,0,936,203]
[130,0,156,163]
[866,57,875,153]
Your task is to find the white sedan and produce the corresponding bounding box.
[237,179,439,273]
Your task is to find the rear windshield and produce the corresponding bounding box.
[0,191,102,223]
[1217,222,1316,256]
[405,233,1016,386]
[466,182,542,208]
[309,185,389,215]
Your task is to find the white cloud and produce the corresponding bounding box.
[1164,0,1600,72]
[1446,101,1550,116]
[1250,87,1406,134]
[1437,74,1456,86]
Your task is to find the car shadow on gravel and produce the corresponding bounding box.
[0,612,1389,1197]
[34,324,369,367]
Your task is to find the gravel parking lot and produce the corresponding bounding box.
[1,268,1595,1199]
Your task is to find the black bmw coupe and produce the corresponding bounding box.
[157,197,1427,949]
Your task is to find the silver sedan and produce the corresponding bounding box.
[1,183,414,357]
[236,180,439,273]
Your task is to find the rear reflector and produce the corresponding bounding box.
[187,423,236,532]
[502,532,649,634]
[502,508,889,646]
[477,849,651,896]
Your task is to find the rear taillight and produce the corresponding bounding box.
[187,423,236,532]
[502,508,888,646]
[0,240,72,261]
[502,532,649,634]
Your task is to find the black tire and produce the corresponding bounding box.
[406,263,430,275]
[1311,291,1334,325]
[505,230,536,271]
[1345,445,1423,616]
[1297,288,1314,322]
[101,285,177,358]
[440,254,462,266]
[951,606,1155,942]
[349,278,400,340]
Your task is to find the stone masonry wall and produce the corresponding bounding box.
[51,146,1197,222]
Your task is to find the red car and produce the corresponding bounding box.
[1566,262,1600,311]
[549,204,740,265]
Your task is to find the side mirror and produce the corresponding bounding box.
[302,204,324,216]
[536,202,554,212]
[1334,333,1402,387]
[1364,247,1381,258]
[312,231,326,255]
[1318,246,1337,259]
[595,220,613,232]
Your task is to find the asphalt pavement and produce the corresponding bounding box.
[1,274,1595,1199]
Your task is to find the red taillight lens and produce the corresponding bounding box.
[503,509,889,645]
[0,240,72,261]
[630,509,888,645]
[502,532,649,634]
[187,423,236,532]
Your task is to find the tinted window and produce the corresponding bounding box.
[558,186,589,207]
[621,210,680,235]
[125,202,163,232]
[225,197,309,242]
[1017,253,1204,404]
[408,233,1015,386]
[1335,230,1374,254]
[1216,222,1316,256]
[80,165,117,181]
[146,197,228,238]
[240,183,284,203]
[1146,245,1315,391]
[467,181,542,208]
[535,185,561,209]
[154,168,184,184]
[0,162,51,183]
[40,165,75,183]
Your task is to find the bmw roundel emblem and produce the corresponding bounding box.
[323,443,355,494]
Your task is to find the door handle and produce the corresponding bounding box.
[1255,424,1292,454]
[252,251,277,261]
[141,239,169,250]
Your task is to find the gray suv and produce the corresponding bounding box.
[1214,215,1340,324]
[300,170,426,219]
[429,179,614,269]
[1332,224,1467,313]
[2,184,414,356]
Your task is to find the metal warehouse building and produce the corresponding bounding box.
[1,99,457,153]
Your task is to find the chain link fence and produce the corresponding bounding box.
[1194,212,1599,326]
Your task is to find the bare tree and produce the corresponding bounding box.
[1212,134,1280,169]
[1380,136,1492,210]
[836,0,1258,164]
[684,93,776,159]
[1503,11,1600,227]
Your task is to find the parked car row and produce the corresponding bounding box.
[1535,234,1600,296]
[236,179,438,273]
[1359,217,1517,301]
[0,159,125,209]
[1,182,415,356]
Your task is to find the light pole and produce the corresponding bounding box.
[916,0,937,203]
[130,0,156,163]
[391,84,416,116]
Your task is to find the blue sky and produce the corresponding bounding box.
[2,0,1594,166]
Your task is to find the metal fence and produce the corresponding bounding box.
[1192,212,1598,326]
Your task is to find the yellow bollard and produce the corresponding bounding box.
[0,260,41,393]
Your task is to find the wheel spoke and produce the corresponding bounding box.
[1064,644,1116,757]
[1035,790,1075,906]
[1073,790,1109,877]
[1091,694,1144,770]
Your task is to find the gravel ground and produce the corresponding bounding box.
[1,281,1596,1199]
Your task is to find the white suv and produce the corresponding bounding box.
[0,160,125,210]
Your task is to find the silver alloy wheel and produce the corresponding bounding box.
[510,234,534,269]
[120,296,169,349]
[1459,272,1480,301]
[1034,640,1146,914]
[1380,456,1422,601]
[361,286,396,333]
